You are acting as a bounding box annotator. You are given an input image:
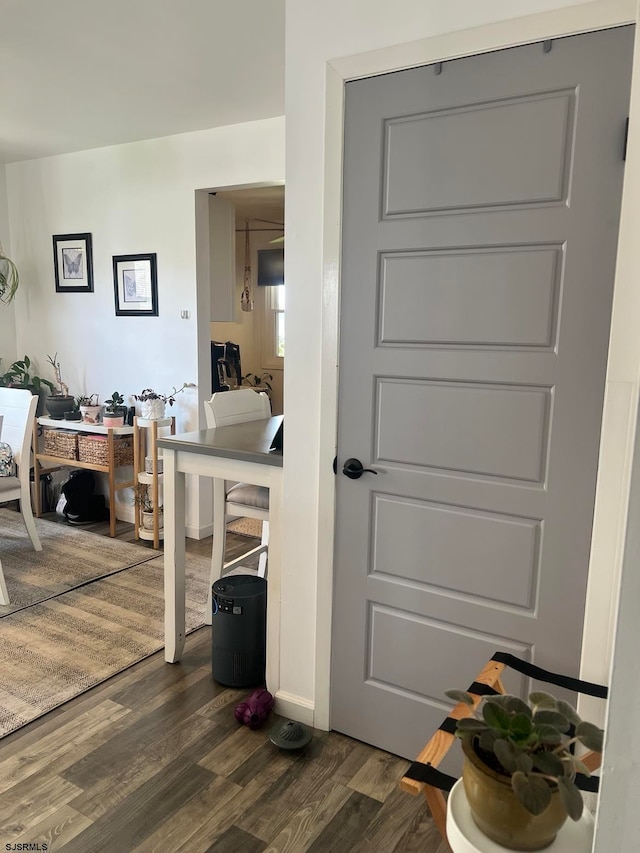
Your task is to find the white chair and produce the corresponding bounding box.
[204,389,271,599]
[0,389,42,605]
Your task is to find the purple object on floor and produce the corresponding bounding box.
[234,688,275,729]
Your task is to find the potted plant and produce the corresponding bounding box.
[77,393,101,424]
[45,353,75,419]
[64,397,83,421]
[445,688,604,850]
[0,355,56,416]
[0,245,19,304]
[134,382,195,419]
[103,391,127,427]
[133,483,163,531]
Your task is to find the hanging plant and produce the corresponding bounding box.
[0,245,19,304]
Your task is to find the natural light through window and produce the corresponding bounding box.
[261,284,285,366]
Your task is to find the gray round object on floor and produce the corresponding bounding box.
[270,719,313,750]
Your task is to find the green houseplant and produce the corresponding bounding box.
[134,382,195,419]
[103,391,127,427]
[445,688,604,850]
[0,355,56,416]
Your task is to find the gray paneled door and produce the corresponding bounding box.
[331,27,634,761]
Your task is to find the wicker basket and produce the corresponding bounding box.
[43,429,79,460]
[77,434,134,467]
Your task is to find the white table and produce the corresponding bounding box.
[158,416,284,692]
[446,779,595,853]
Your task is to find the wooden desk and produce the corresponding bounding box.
[158,416,283,692]
[33,418,135,537]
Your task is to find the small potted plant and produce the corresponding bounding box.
[45,353,75,419]
[445,687,605,850]
[77,394,101,424]
[133,483,163,531]
[103,391,127,427]
[63,397,83,421]
[134,382,195,419]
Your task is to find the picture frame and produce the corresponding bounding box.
[112,253,158,316]
[53,233,94,293]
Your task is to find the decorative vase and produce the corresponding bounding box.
[461,737,568,851]
[80,404,102,424]
[140,399,166,419]
[46,395,75,419]
[142,508,163,530]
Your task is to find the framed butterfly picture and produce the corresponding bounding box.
[53,233,94,293]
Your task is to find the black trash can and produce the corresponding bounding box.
[211,575,267,687]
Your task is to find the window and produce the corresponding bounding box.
[261,284,285,366]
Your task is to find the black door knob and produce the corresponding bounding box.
[342,458,378,480]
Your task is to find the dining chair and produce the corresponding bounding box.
[0,389,42,605]
[203,390,271,602]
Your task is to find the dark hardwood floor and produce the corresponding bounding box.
[0,514,446,852]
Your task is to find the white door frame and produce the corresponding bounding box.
[316,0,640,740]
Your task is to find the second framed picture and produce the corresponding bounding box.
[113,253,158,316]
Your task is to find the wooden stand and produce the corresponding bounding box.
[132,416,175,549]
[32,417,135,538]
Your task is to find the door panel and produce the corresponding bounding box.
[332,27,634,762]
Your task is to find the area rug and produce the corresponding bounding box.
[226,517,262,538]
[0,553,210,738]
[0,508,160,615]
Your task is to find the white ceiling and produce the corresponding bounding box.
[0,0,285,164]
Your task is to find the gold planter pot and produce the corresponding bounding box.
[461,737,568,851]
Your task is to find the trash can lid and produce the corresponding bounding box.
[269,719,313,750]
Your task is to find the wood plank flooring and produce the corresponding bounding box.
[0,514,448,852]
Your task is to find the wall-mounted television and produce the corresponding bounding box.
[257,248,284,287]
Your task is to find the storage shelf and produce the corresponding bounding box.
[133,415,175,549]
[38,417,133,436]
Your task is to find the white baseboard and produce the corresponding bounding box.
[274,690,316,727]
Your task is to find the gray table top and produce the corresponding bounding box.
[157,415,283,467]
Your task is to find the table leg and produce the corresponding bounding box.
[163,447,186,662]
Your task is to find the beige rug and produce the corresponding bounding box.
[0,508,160,615]
[226,517,262,538]
[0,554,209,738]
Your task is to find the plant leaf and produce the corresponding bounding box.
[479,730,498,752]
[533,724,562,745]
[456,718,486,732]
[510,713,533,740]
[576,722,604,752]
[504,696,533,718]
[511,771,552,815]
[533,710,570,732]
[529,691,557,709]
[483,701,511,731]
[494,738,519,773]
[556,700,582,726]
[445,690,475,706]
[532,751,565,777]
[558,777,584,821]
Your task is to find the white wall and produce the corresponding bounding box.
[6,117,285,531]
[284,0,640,796]
[0,167,17,365]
